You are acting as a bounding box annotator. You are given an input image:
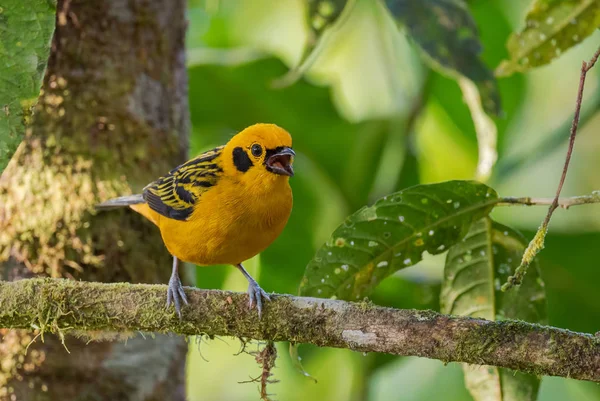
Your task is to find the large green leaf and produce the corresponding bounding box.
[299,180,497,300]
[0,0,55,172]
[441,218,546,401]
[497,0,600,77]
[385,0,501,117]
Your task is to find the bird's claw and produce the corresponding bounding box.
[247,281,271,318]
[166,273,189,318]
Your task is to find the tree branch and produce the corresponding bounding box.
[1,278,598,382]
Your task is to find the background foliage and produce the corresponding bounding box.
[182,0,600,400]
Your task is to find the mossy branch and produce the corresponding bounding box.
[0,278,598,382]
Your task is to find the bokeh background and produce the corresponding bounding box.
[182,1,600,400]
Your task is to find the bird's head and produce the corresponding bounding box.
[224,123,295,185]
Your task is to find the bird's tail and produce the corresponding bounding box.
[96,194,145,210]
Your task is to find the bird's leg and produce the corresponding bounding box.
[235,263,271,318]
[166,256,189,318]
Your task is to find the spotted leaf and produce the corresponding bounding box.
[441,218,547,401]
[497,0,600,77]
[299,180,497,300]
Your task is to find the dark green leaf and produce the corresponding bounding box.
[385,0,501,116]
[441,218,546,401]
[299,180,497,300]
[0,0,55,172]
[497,0,600,77]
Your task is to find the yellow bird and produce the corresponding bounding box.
[97,123,294,317]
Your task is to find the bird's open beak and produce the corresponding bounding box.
[266,147,295,177]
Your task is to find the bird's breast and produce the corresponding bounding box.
[158,179,292,266]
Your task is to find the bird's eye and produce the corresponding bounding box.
[251,144,263,157]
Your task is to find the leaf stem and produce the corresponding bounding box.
[502,45,600,292]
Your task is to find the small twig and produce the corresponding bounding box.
[498,193,600,209]
[502,45,600,292]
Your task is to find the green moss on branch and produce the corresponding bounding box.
[0,278,598,382]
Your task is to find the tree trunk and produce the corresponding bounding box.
[0,0,189,399]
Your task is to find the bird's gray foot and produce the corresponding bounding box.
[166,257,189,318]
[236,263,271,318]
[247,279,271,318]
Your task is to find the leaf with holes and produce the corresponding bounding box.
[385,0,501,116]
[0,0,56,172]
[441,218,546,401]
[299,180,497,300]
[497,0,600,77]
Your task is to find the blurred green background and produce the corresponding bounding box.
[182,1,600,400]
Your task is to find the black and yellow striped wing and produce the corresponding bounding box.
[143,146,224,221]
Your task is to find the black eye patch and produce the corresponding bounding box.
[233,147,253,172]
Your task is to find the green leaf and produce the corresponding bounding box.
[496,0,600,77]
[441,218,546,401]
[0,0,55,172]
[385,0,501,116]
[299,180,498,300]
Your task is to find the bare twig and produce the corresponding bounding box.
[498,193,600,209]
[502,45,600,292]
[0,278,599,383]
